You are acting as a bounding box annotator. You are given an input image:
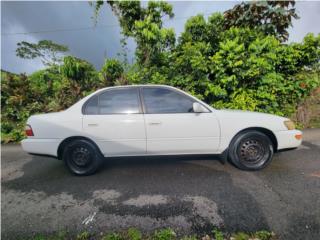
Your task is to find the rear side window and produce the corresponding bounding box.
[99,88,140,114]
[84,96,99,115]
[83,88,140,114]
[142,87,195,114]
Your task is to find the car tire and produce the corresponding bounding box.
[228,130,274,171]
[62,139,103,176]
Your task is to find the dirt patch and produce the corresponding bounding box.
[183,196,223,227]
[123,194,168,207]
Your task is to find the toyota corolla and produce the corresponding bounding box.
[22,85,302,175]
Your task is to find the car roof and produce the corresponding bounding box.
[67,84,214,113]
[94,84,179,93]
[101,84,173,89]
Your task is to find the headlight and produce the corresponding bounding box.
[284,120,295,130]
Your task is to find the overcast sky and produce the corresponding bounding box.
[1,1,320,74]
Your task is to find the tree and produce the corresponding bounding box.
[1,71,43,142]
[61,56,95,81]
[178,13,224,53]
[16,40,69,66]
[59,56,102,108]
[92,0,175,66]
[101,59,124,86]
[94,1,317,116]
[223,1,299,42]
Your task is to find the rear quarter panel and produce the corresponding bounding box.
[28,111,83,139]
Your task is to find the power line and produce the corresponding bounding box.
[2,23,120,36]
[2,13,214,36]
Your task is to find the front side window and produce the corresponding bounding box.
[84,88,140,114]
[142,87,195,114]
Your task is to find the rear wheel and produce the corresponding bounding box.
[228,130,274,170]
[62,139,103,175]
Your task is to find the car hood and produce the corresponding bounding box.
[217,109,288,119]
[215,109,289,131]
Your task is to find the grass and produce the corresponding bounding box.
[153,229,176,240]
[212,228,224,240]
[231,230,275,240]
[77,231,92,240]
[127,228,142,240]
[26,228,276,240]
[102,232,123,240]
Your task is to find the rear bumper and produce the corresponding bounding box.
[274,129,302,150]
[21,138,61,157]
[277,147,298,152]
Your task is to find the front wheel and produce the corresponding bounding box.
[63,139,103,175]
[228,130,274,171]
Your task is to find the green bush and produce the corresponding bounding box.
[1,56,104,143]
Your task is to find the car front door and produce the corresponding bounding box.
[82,87,146,157]
[141,87,220,155]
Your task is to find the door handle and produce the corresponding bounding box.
[88,123,98,127]
[149,122,161,125]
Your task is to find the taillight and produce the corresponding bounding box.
[25,124,34,136]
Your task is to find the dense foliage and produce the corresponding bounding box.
[1,0,320,143]
[1,58,104,142]
[101,59,125,86]
[223,1,299,42]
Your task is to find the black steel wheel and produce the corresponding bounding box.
[228,130,274,170]
[63,139,103,175]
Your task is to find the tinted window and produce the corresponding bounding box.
[143,88,194,113]
[84,95,99,115]
[99,88,140,114]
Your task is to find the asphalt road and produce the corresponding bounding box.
[1,129,320,240]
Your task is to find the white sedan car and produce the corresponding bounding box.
[22,85,302,175]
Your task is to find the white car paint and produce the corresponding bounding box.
[83,114,146,156]
[144,112,220,154]
[21,85,302,158]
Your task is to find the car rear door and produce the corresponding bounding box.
[141,87,220,155]
[82,87,146,157]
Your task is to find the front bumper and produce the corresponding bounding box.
[274,129,302,151]
[21,138,61,157]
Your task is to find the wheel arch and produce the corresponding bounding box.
[57,136,103,160]
[230,127,278,152]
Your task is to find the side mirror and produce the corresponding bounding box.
[193,102,209,113]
